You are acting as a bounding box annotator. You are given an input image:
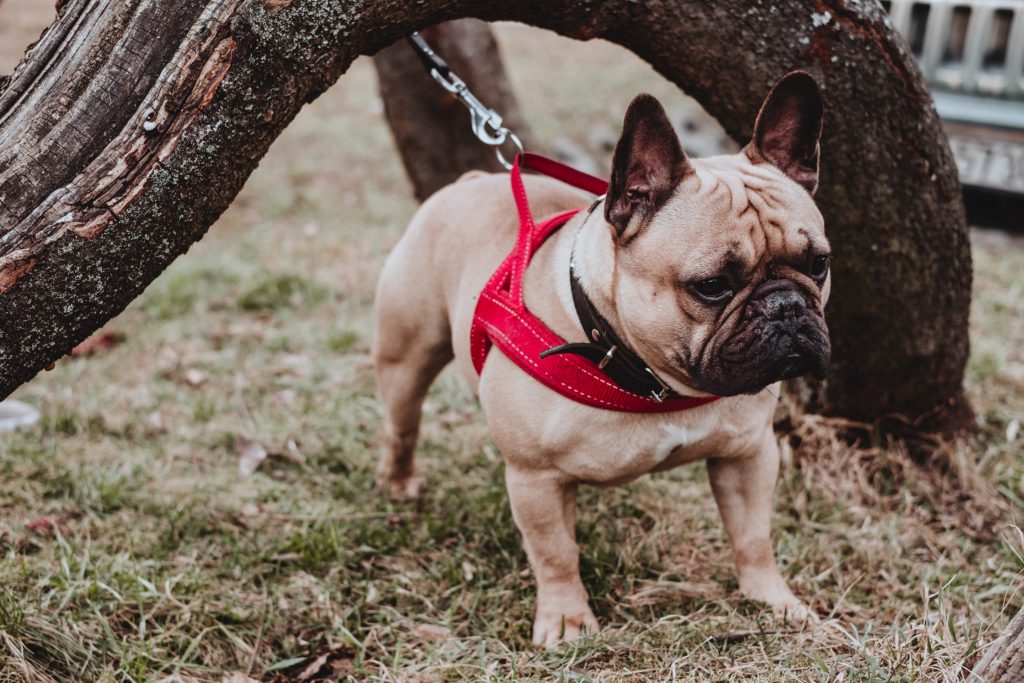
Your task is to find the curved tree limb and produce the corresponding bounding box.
[0,0,971,429]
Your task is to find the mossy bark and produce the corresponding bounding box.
[0,0,972,430]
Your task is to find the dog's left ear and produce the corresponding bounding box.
[746,72,824,194]
[606,94,691,240]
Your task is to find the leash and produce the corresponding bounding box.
[406,32,523,169]
[406,33,718,412]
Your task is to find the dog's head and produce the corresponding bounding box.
[599,72,830,397]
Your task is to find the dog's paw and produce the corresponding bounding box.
[531,607,599,648]
[379,475,424,501]
[768,598,819,626]
[740,582,818,626]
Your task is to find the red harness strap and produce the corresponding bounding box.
[469,153,719,413]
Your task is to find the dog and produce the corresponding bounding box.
[372,71,830,646]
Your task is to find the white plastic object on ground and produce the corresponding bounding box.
[0,400,40,432]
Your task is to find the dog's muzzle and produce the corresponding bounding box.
[695,280,831,396]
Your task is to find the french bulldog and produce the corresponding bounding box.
[372,72,830,646]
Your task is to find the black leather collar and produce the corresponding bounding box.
[539,207,678,403]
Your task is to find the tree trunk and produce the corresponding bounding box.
[0,0,972,430]
[374,19,530,201]
[972,604,1024,682]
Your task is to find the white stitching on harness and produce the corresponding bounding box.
[484,293,628,395]
[483,321,620,409]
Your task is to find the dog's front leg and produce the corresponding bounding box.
[505,465,598,646]
[707,436,817,623]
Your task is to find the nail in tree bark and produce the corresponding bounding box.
[373,19,530,201]
[0,0,973,433]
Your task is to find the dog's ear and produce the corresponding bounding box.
[606,94,690,240]
[746,71,824,194]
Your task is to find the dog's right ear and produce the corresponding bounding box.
[745,71,824,194]
[606,94,691,241]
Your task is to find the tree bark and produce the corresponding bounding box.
[973,604,1024,682]
[0,0,972,430]
[373,19,529,201]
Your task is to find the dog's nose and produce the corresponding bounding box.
[763,289,806,321]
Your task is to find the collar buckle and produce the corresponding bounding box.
[645,368,672,403]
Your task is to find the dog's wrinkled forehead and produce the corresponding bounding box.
[634,150,827,280]
[661,153,826,276]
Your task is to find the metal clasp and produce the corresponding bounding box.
[409,31,524,170]
[430,67,524,169]
[427,68,501,138]
[598,345,617,369]
[645,368,672,403]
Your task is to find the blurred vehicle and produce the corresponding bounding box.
[885,0,1024,222]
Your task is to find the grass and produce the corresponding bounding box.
[1,23,1023,683]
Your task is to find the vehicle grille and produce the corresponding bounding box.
[884,0,1024,98]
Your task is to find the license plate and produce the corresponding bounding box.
[947,133,1024,194]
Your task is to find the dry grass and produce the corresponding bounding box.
[1,18,1022,683]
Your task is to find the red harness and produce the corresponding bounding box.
[469,153,719,413]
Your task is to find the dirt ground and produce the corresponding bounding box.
[1,5,1022,683]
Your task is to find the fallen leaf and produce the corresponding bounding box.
[294,644,356,681]
[70,330,125,357]
[25,515,67,537]
[236,436,268,476]
[285,438,305,464]
[183,368,208,387]
[1007,419,1020,443]
[269,552,301,563]
[412,623,453,643]
[268,438,305,466]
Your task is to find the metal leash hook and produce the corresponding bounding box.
[406,32,523,170]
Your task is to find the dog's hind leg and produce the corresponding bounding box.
[372,260,454,500]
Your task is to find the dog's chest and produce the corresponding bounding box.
[560,411,731,484]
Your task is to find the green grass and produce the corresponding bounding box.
[0,26,1022,683]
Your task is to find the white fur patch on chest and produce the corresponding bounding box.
[652,421,712,462]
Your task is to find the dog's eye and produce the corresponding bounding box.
[692,277,733,303]
[809,254,831,280]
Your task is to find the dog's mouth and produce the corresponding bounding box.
[691,317,831,396]
[766,346,828,383]
[776,352,812,380]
